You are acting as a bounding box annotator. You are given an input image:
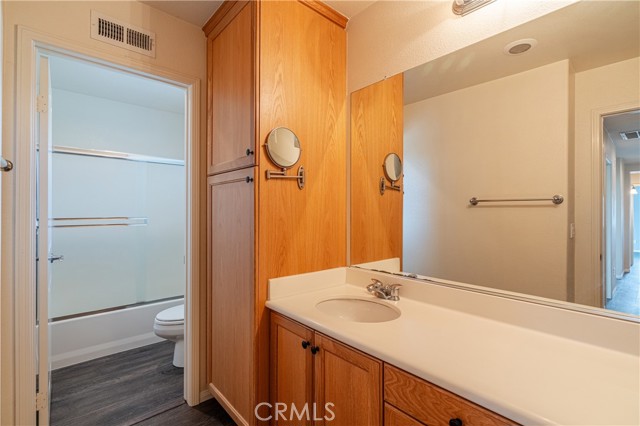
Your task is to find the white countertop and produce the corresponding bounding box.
[266,267,640,426]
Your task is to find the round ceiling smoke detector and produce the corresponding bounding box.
[504,38,538,55]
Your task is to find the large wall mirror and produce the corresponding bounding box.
[350,1,640,320]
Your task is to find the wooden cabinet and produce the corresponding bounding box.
[206,169,255,422]
[203,2,347,425]
[270,313,382,426]
[206,1,255,175]
[384,364,519,426]
[385,403,424,426]
[271,313,519,426]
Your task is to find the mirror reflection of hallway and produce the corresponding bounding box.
[603,110,640,316]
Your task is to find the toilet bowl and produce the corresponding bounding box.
[154,304,184,368]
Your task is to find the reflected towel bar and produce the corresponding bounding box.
[469,195,564,206]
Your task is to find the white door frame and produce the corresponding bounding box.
[591,101,640,309]
[11,26,202,424]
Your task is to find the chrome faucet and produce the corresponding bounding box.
[366,278,402,301]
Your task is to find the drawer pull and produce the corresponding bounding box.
[301,340,311,349]
[449,418,463,426]
[311,346,320,355]
[246,148,254,156]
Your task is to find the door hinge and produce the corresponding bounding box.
[36,392,48,411]
[36,95,48,113]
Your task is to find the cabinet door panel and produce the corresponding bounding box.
[385,403,425,426]
[270,313,314,426]
[313,334,382,426]
[208,3,255,175]
[207,168,255,425]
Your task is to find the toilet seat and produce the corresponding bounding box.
[155,305,183,323]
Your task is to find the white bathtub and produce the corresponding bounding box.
[50,298,184,370]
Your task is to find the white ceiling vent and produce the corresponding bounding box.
[620,130,640,141]
[90,11,156,58]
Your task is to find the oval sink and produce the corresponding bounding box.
[315,297,401,323]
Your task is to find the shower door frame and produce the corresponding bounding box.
[10,26,203,424]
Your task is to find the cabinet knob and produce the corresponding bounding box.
[449,419,463,426]
[310,346,320,355]
[246,148,254,156]
[301,340,311,349]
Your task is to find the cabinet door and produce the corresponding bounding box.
[270,313,314,426]
[313,334,382,426]
[207,168,255,425]
[208,2,255,175]
[385,403,425,426]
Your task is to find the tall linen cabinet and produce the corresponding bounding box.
[203,2,347,425]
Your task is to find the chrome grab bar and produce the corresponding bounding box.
[1,156,13,172]
[469,195,564,206]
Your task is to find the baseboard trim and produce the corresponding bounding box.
[51,332,162,370]
[199,389,213,403]
[208,382,249,426]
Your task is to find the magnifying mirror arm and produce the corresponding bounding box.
[380,177,401,195]
[266,166,305,190]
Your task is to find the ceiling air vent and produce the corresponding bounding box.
[90,11,156,58]
[620,130,640,141]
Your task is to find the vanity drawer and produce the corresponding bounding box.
[384,364,518,426]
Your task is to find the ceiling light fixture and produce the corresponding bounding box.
[452,0,497,16]
[504,38,538,56]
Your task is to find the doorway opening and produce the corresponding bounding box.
[40,52,189,424]
[602,110,640,316]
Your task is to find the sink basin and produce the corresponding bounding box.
[315,297,401,323]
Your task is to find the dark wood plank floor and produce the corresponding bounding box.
[51,341,234,426]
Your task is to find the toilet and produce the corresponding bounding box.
[153,304,184,368]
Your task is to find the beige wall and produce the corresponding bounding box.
[1,2,206,423]
[574,57,640,306]
[346,0,577,92]
[403,60,572,300]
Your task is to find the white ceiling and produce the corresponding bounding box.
[141,0,224,28]
[141,0,374,28]
[404,1,640,105]
[50,55,186,114]
[604,111,640,162]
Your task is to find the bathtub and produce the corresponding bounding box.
[50,298,184,370]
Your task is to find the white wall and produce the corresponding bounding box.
[403,60,571,300]
[346,0,577,92]
[1,2,206,422]
[52,88,185,159]
[573,57,640,305]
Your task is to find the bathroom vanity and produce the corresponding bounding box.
[266,267,640,425]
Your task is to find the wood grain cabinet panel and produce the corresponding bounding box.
[314,333,382,426]
[269,314,382,426]
[204,2,347,424]
[207,169,255,425]
[385,403,424,426]
[270,313,314,426]
[350,73,404,265]
[207,2,255,175]
[384,364,519,426]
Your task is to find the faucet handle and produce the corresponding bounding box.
[367,278,384,293]
[387,283,402,300]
